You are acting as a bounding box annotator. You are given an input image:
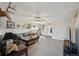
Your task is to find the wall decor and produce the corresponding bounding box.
[22,24,26,28]
[17,24,20,28]
[27,23,31,29]
[6,21,15,28]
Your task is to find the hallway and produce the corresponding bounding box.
[28,36,64,56]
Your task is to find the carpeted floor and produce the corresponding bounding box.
[28,36,64,56]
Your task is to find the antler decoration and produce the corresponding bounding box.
[6,2,16,14]
[0,2,16,21]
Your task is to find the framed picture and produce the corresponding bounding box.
[17,24,20,28]
[27,23,31,29]
[6,21,15,29]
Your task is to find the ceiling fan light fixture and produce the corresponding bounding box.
[33,16,45,22]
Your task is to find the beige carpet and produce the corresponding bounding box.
[28,36,64,56]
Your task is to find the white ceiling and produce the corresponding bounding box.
[0,2,79,21]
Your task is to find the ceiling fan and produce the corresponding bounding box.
[15,7,78,22]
